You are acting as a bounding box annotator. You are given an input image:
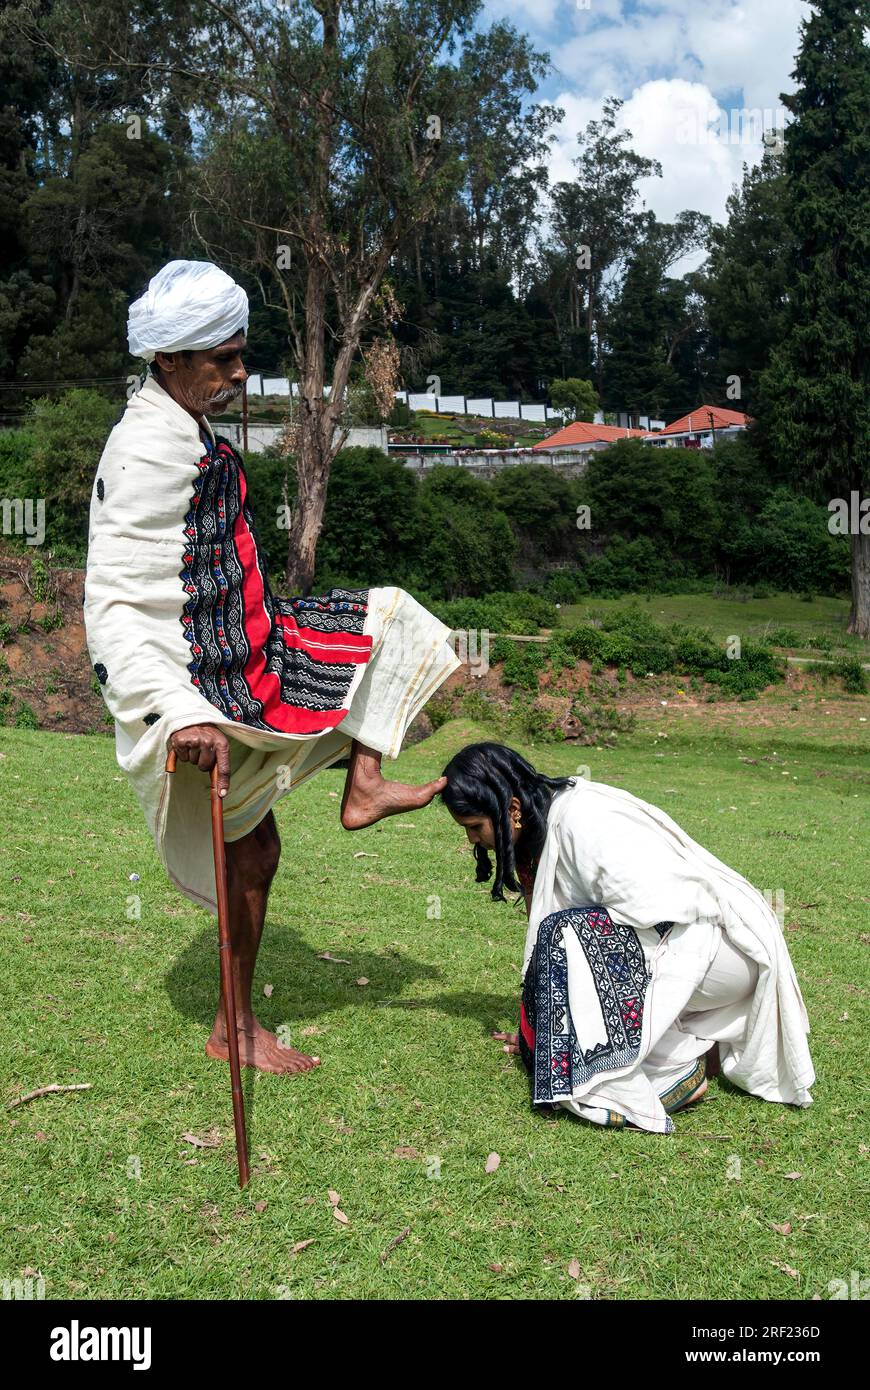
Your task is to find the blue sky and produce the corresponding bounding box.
[480,0,808,234]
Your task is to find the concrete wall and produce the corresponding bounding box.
[217,423,389,454]
[400,447,593,479]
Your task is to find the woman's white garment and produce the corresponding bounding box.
[523,778,815,1132]
[83,375,461,912]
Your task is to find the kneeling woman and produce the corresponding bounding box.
[441,743,815,1133]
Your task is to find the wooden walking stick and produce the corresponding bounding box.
[165,745,251,1188]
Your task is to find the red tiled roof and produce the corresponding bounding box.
[533,420,647,449]
[652,406,751,436]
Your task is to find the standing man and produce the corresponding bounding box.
[84,259,460,1075]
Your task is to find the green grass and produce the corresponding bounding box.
[408,411,548,449]
[558,592,866,662]
[1,709,868,1301]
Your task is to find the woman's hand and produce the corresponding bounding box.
[492,1030,519,1055]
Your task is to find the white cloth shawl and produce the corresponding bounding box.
[522,777,815,1128]
[83,375,460,912]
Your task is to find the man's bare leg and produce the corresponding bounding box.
[340,739,447,830]
[204,810,319,1076]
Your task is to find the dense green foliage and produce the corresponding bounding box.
[1,415,849,606]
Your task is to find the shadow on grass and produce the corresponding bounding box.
[165,921,444,1031]
[166,925,517,1038]
[164,927,520,1136]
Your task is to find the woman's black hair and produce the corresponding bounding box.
[440,741,576,902]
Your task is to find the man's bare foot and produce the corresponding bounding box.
[340,769,448,829]
[205,1018,321,1075]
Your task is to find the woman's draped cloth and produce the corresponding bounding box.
[83,375,461,912]
[521,779,815,1132]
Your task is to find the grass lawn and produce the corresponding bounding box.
[1,705,868,1301]
[557,591,867,663]
[409,412,547,449]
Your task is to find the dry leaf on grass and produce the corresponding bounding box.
[327,1189,341,1206]
[291,1239,315,1255]
[394,1146,421,1159]
[333,1207,350,1225]
[254,1200,268,1215]
[567,1258,581,1281]
[771,1221,792,1235]
[181,1129,221,1149]
[353,852,378,859]
[318,952,350,964]
[784,1172,802,1180]
[263,984,274,998]
[772,1261,800,1280]
[485,1152,501,1173]
[356,977,370,986]
[488,1262,503,1273]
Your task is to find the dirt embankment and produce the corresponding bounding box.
[0,542,865,740]
[0,546,105,734]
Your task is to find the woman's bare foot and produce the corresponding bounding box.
[670,1077,708,1111]
[340,769,448,829]
[205,1018,320,1075]
[492,1030,520,1055]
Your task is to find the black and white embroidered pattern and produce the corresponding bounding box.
[526,905,652,1105]
[178,435,371,728]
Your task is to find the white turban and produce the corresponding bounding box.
[127,259,249,362]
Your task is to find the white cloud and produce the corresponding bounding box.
[484,0,805,248]
[485,0,806,108]
[549,80,760,232]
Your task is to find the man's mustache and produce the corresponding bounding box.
[208,382,245,404]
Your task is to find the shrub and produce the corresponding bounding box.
[834,656,868,694]
[762,626,801,647]
[431,590,557,636]
[540,569,590,603]
[27,389,119,555]
[0,427,38,502]
[14,702,39,729]
[570,699,637,744]
[747,488,849,596]
[497,642,546,691]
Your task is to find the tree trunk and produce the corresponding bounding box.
[284,410,333,594]
[847,529,870,638]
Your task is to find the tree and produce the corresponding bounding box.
[489,463,579,566]
[131,1,553,592]
[1,1,190,391]
[756,0,870,636]
[14,1,556,590]
[704,148,793,412]
[601,245,681,419]
[548,377,598,423]
[539,99,661,391]
[602,213,712,419]
[583,438,720,569]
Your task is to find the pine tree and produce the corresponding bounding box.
[757,0,870,635]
